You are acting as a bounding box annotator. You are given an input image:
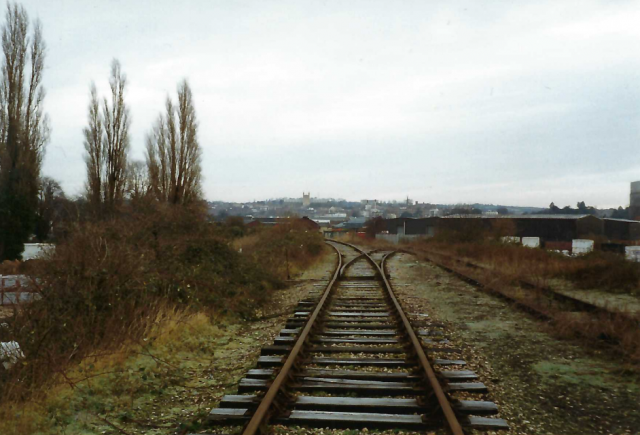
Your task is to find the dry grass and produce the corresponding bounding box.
[415,239,640,294]
[0,206,329,417]
[406,238,640,365]
[0,307,220,435]
[0,204,291,402]
[235,221,326,280]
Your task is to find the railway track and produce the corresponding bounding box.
[205,241,508,434]
[417,248,640,327]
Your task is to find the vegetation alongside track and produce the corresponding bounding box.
[388,253,640,435]
[404,239,640,365]
[416,238,640,295]
[0,205,326,434]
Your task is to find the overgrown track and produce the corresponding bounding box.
[205,241,508,434]
[417,248,640,326]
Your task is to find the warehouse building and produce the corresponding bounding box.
[379,215,640,243]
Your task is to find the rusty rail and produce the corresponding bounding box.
[241,242,343,435]
[379,250,464,435]
[327,240,465,435]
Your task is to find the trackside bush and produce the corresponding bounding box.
[234,219,326,280]
[0,203,283,399]
[562,251,640,293]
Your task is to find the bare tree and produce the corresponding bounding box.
[103,60,129,209]
[83,83,103,212]
[0,3,49,260]
[125,160,150,201]
[146,79,201,204]
[34,176,64,241]
[83,59,130,215]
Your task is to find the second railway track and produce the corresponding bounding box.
[206,241,508,434]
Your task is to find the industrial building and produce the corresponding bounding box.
[380,215,640,243]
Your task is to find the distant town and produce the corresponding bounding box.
[208,192,631,225]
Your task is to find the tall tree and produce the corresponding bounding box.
[83,83,103,212]
[0,3,49,260]
[34,176,63,241]
[125,159,150,201]
[83,59,130,215]
[146,79,201,204]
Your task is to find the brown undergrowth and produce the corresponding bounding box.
[232,220,325,280]
[0,308,227,435]
[406,239,640,366]
[414,239,640,294]
[0,204,325,412]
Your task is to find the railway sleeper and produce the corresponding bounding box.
[213,398,505,427]
[219,395,424,414]
[320,318,395,324]
[326,307,389,312]
[245,368,421,382]
[284,371,478,384]
[239,377,423,396]
[310,345,405,354]
[316,329,398,336]
[275,336,402,345]
[440,370,478,381]
[454,399,499,415]
[463,415,511,430]
[327,312,391,317]
[312,337,401,344]
[295,382,425,396]
[433,358,467,366]
[447,382,488,393]
[273,410,431,430]
[320,321,403,329]
[275,328,399,344]
[262,344,409,355]
[306,356,414,367]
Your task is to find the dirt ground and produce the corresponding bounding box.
[388,253,640,435]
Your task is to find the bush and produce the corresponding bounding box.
[0,203,283,399]
[415,238,640,294]
[563,251,640,293]
[233,219,326,280]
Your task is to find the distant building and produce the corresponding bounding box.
[381,215,640,243]
[302,192,311,207]
[334,217,367,230]
[246,216,320,231]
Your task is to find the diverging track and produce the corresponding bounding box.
[207,241,508,434]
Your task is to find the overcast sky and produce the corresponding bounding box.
[15,0,640,207]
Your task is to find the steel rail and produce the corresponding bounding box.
[329,240,464,435]
[242,242,343,435]
[338,252,366,277]
[377,250,464,435]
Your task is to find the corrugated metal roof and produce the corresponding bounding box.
[603,218,640,223]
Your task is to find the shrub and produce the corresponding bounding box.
[0,203,283,399]
[233,219,326,280]
[563,251,640,293]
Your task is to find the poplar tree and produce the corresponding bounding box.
[146,80,202,205]
[0,3,49,260]
[83,59,130,215]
